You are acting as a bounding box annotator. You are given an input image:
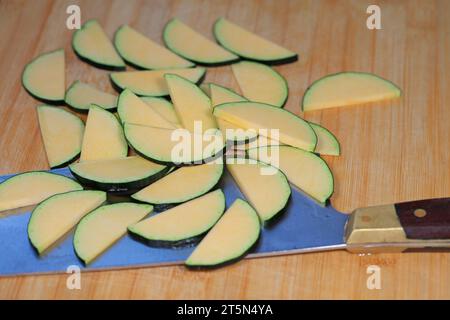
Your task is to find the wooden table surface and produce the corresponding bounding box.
[0,0,449,299]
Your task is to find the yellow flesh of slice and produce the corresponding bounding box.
[65,82,117,110]
[217,119,257,142]
[23,49,65,101]
[129,190,225,241]
[74,203,151,264]
[110,67,205,96]
[166,74,217,133]
[226,160,290,221]
[141,97,180,125]
[132,163,222,204]
[231,61,287,107]
[74,20,124,67]
[0,172,82,212]
[303,72,401,111]
[80,105,127,161]
[70,156,166,183]
[124,124,224,164]
[186,199,260,266]
[28,190,106,253]
[247,146,333,204]
[214,18,296,61]
[37,106,84,167]
[115,25,193,69]
[309,123,340,156]
[210,84,253,141]
[210,84,246,106]
[164,19,238,63]
[214,102,316,151]
[118,90,176,129]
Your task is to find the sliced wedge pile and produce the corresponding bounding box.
[13,15,401,269]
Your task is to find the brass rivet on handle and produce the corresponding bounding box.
[413,208,427,218]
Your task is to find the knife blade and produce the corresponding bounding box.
[0,167,448,276]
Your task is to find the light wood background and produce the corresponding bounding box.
[0,0,449,299]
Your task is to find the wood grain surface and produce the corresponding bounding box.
[0,0,449,299]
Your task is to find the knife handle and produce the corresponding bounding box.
[344,197,450,253]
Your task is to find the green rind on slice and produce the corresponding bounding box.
[231,61,288,107]
[69,156,169,194]
[140,97,180,125]
[185,198,260,268]
[247,146,334,204]
[117,89,176,129]
[114,24,194,70]
[22,49,65,103]
[213,101,317,152]
[74,202,152,264]
[309,122,340,156]
[124,123,224,165]
[28,190,106,254]
[110,67,206,97]
[128,189,225,247]
[80,104,128,161]
[0,171,82,212]
[131,163,223,205]
[37,105,84,168]
[65,81,117,112]
[163,18,239,66]
[72,20,125,69]
[213,18,297,65]
[226,157,291,222]
[302,72,402,111]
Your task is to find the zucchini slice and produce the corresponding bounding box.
[199,83,211,97]
[302,72,401,111]
[28,190,106,254]
[22,49,65,103]
[163,18,239,66]
[110,67,206,97]
[72,20,125,69]
[226,158,290,222]
[214,18,297,65]
[231,61,288,107]
[141,97,180,125]
[131,163,223,205]
[213,102,316,152]
[0,172,82,212]
[65,81,117,112]
[37,105,84,168]
[247,146,334,204]
[165,74,217,132]
[210,83,246,106]
[185,199,260,268]
[241,136,283,151]
[210,84,255,143]
[309,123,340,156]
[69,156,169,194]
[117,89,177,129]
[114,25,194,69]
[80,105,128,161]
[74,203,152,264]
[124,124,224,165]
[129,189,225,247]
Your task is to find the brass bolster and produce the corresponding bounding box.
[344,204,450,253]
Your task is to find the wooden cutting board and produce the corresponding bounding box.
[0,0,448,299]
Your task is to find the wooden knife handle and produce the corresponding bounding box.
[344,197,450,253]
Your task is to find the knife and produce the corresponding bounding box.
[0,167,449,276]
